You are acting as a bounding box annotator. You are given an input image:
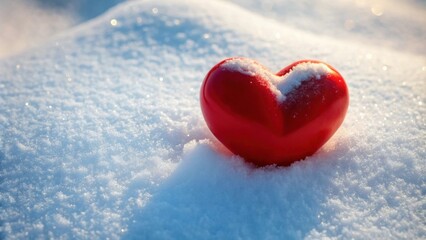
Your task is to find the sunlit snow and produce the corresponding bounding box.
[0,0,424,239]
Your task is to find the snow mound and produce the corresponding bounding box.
[0,0,424,239]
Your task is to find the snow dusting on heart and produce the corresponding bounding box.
[222,58,332,102]
[276,62,332,98]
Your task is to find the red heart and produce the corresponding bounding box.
[200,57,349,166]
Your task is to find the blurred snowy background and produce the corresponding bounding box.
[1,0,425,58]
[0,0,425,239]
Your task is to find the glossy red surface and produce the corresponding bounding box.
[200,58,349,166]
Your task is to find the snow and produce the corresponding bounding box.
[221,58,285,101]
[275,62,332,100]
[0,0,124,59]
[221,58,332,102]
[0,0,425,239]
[222,58,265,77]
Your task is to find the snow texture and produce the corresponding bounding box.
[221,58,284,101]
[0,0,425,239]
[222,58,332,102]
[222,58,266,77]
[276,62,332,101]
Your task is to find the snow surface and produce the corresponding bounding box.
[1,0,425,239]
[222,58,332,102]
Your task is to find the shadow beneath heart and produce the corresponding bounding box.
[124,138,351,239]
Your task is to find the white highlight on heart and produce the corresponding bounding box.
[221,58,332,102]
